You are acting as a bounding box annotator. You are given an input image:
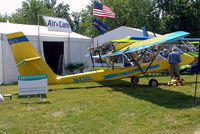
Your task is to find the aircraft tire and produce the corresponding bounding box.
[131,76,139,83]
[148,79,158,87]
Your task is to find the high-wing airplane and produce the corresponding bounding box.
[6,31,194,86]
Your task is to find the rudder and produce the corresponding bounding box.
[6,32,58,84]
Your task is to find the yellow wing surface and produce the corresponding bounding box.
[112,36,150,43]
[107,31,190,57]
[112,36,150,51]
[114,42,132,51]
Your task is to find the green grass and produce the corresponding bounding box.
[1,74,200,134]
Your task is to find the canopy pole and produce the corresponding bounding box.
[67,31,71,63]
[92,0,95,48]
[0,34,4,84]
[194,41,200,104]
[37,14,41,54]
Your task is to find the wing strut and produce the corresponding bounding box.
[89,52,94,70]
[124,53,149,80]
[144,48,161,74]
[96,43,104,67]
[122,47,149,80]
[137,48,148,62]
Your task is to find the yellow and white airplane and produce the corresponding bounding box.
[6,31,194,86]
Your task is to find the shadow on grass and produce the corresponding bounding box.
[19,95,51,105]
[97,80,200,109]
[20,101,51,104]
[50,79,200,109]
[48,86,105,91]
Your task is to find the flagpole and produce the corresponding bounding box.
[1,33,4,84]
[90,0,95,70]
[92,0,95,48]
[68,30,71,63]
[194,41,200,103]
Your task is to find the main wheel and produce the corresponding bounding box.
[131,76,139,83]
[148,79,158,87]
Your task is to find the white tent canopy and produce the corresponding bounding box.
[94,26,161,45]
[0,22,92,84]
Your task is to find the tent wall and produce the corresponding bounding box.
[0,34,3,85]
[1,34,91,84]
[1,34,43,84]
[39,35,92,72]
[94,26,160,45]
[69,38,92,72]
[0,22,91,84]
[2,34,19,84]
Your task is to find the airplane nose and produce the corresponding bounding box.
[179,53,195,66]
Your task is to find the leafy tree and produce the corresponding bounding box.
[0,14,9,22]
[8,0,73,28]
[71,12,81,33]
[77,0,200,37]
[10,0,54,25]
[152,0,200,37]
[54,2,70,18]
[79,6,93,37]
[40,0,57,9]
[2,0,200,38]
[78,0,154,37]
[54,2,73,29]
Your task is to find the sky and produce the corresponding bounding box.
[0,0,91,15]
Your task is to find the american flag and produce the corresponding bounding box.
[93,1,115,18]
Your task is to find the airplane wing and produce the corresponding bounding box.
[88,36,151,58]
[111,36,150,43]
[107,31,190,57]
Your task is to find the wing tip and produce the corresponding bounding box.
[6,32,25,39]
[175,31,190,36]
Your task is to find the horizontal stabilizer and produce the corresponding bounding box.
[16,56,41,66]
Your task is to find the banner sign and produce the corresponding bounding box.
[42,15,71,32]
[18,74,48,96]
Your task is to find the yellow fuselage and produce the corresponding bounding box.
[54,53,194,84]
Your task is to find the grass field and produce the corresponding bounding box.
[1,74,200,134]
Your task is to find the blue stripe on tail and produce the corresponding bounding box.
[8,36,29,45]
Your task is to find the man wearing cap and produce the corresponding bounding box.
[162,48,169,58]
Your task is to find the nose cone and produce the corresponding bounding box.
[179,53,195,66]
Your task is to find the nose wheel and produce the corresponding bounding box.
[148,79,158,87]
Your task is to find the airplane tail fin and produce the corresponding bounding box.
[6,32,58,84]
[141,26,149,37]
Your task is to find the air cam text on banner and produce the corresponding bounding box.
[42,15,71,32]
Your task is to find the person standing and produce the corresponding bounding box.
[162,48,169,58]
[168,47,182,79]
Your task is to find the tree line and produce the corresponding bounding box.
[0,0,200,37]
